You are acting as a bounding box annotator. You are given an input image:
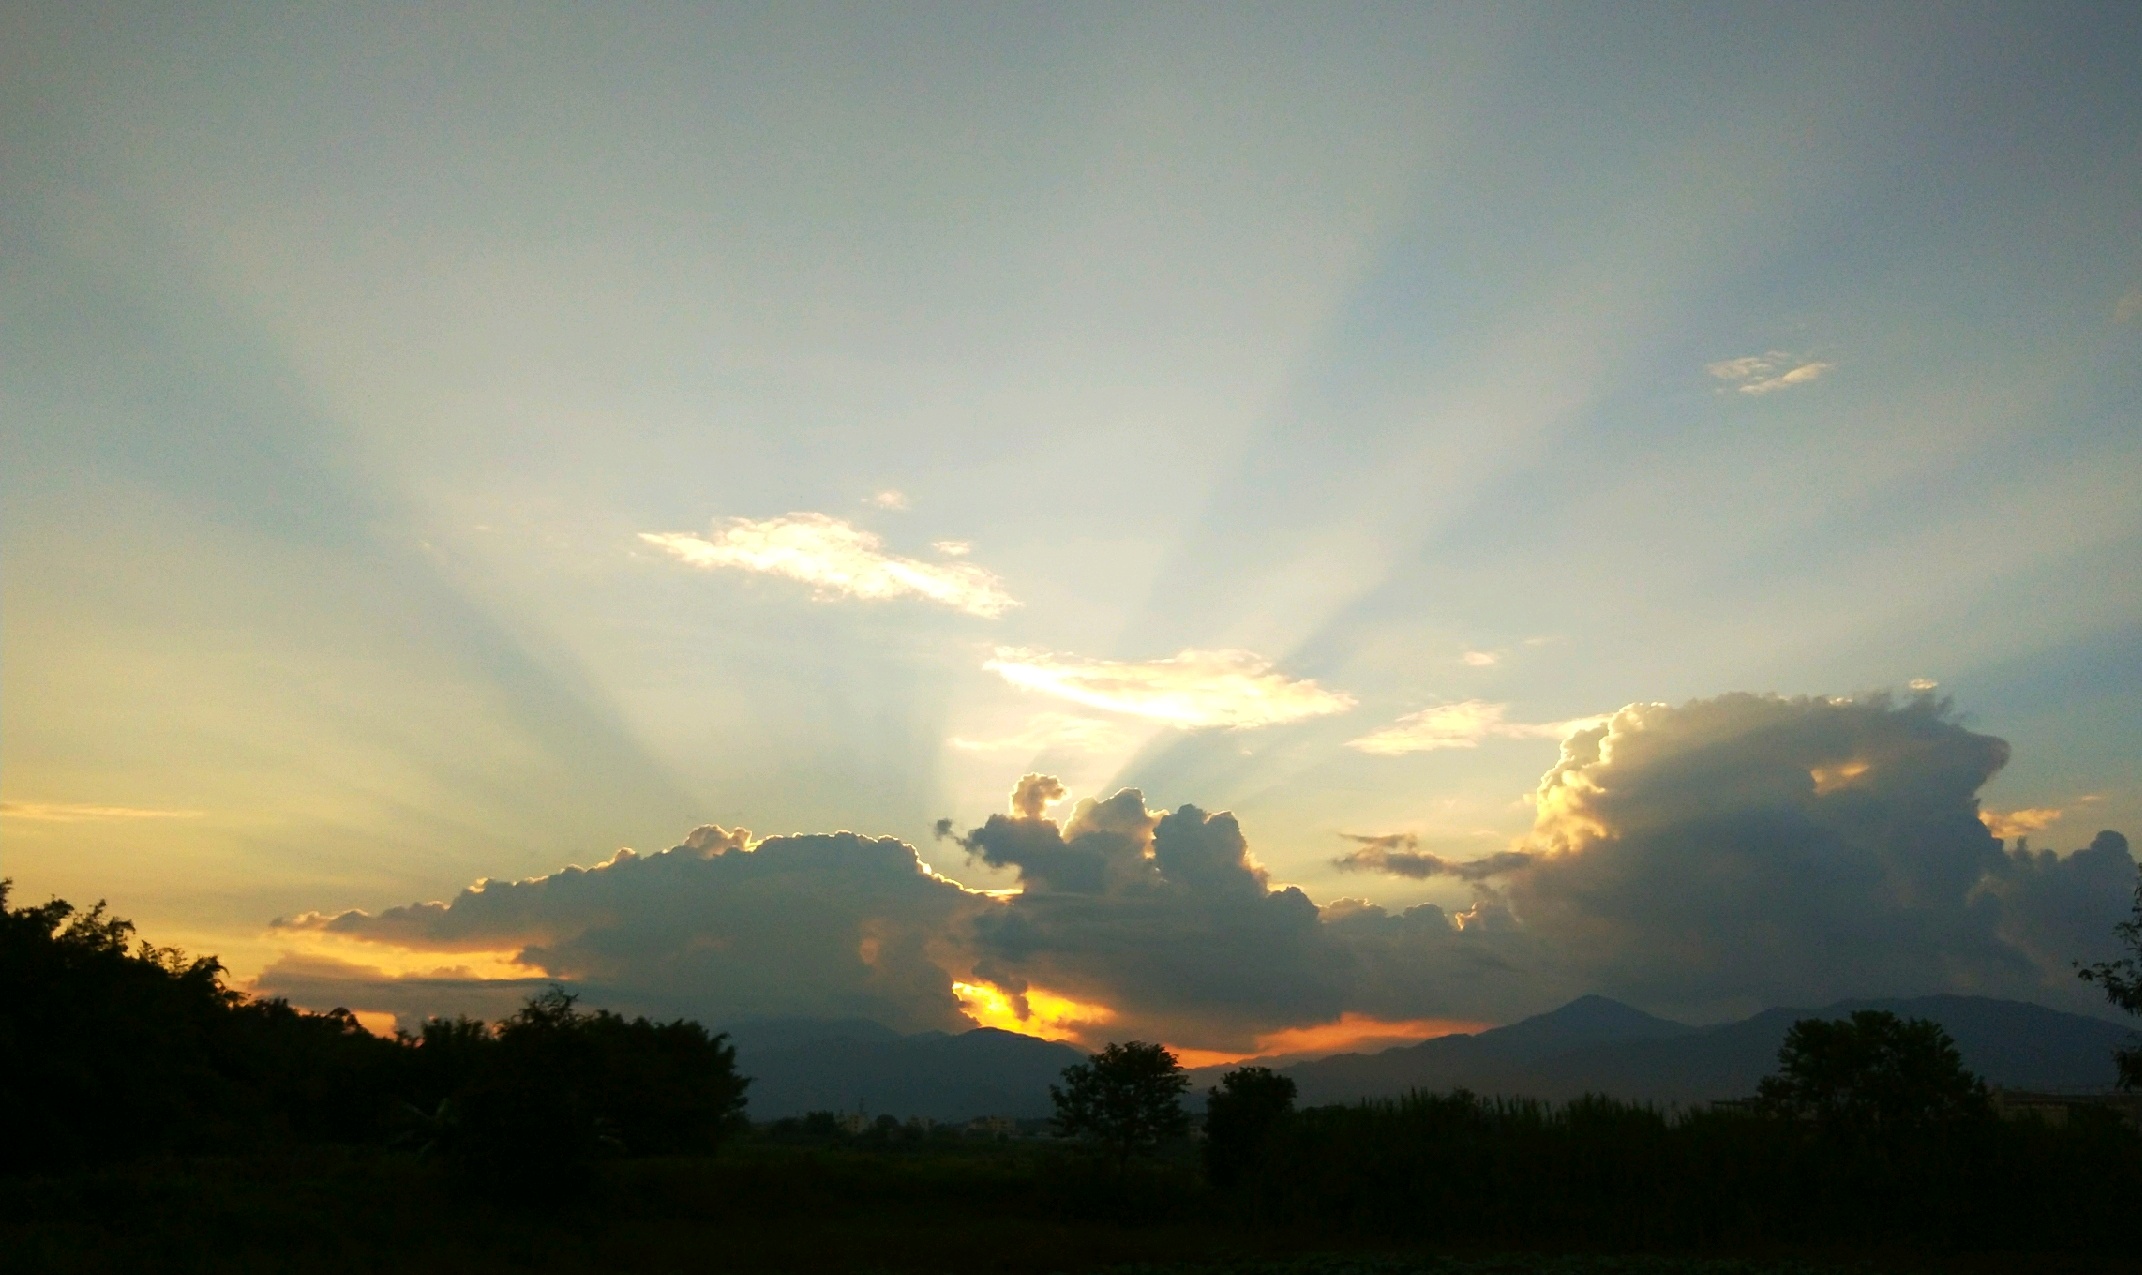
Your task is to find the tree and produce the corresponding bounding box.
[2078,857,2142,1089]
[1755,1010,1988,1135]
[1051,1040,1189,1168]
[1202,1065,1296,1188]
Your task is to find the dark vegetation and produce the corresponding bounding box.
[6,877,2142,1272]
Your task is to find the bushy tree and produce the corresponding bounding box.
[2078,859,2142,1089]
[1051,1040,1189,1168]
[1755,1010,1988,1135]
[1202,1065,1296,1187]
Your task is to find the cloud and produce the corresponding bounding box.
[1333,833,1535,880]
[1908,678,1939,691]
[949,713,1131,754]
[932,540,971,557]
[274,824,991,1032]
[1461,650,1500,667]
[1348,700,1605,755]
[268,696,2136,1052]
[868,489,909,510]
[1706,351,1833,395]
[1502,693,2136,1015]
[640,513,1016,617]
[0,801,206,822]
[1981,807,2062,840]
[984,648,1357,729]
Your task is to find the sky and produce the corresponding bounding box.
[5,3,2140,1056]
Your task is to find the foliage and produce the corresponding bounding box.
[1753,1010,1989,1135]
[2078,859,2142,1088]
[1203,1066,1297,1188]
[1052,1040,1191,1167]
[1231,1088,2140,1251]
[0,882,747,1178]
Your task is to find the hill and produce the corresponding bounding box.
[723,1018,1088,1120]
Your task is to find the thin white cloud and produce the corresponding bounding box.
[641,513,1017,618]
[868,489,910,510]
[1348,700,1606,755]
[932,540,972,557]
[984,648,1357,729]
[1908,677,1939,691]
[1705,350,1833,396]
[950,712,1132,754]
[1461,649,1500,667]
[0,801,206,822]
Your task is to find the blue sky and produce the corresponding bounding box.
[5,3,2139,1042]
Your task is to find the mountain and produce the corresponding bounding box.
[1269,994,2136,1107]
[722,1018,1088,1120]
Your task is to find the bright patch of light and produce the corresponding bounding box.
[1349,701,1604,755]
[953,979,1115,1042]
[984,648,1356,729]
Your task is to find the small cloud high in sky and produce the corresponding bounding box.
[641,513,1017,617]
[4,5,2139,1049]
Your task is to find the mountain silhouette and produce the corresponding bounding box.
[723,1018,1087,1119]
[1248,994,2136,1106]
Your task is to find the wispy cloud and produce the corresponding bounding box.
[949,712,1132,754]
[1461,649,1500,667]
[1706,350,1833,395]
[1981,807,2062,840]
[641,513,1016,617]
[984,648,1357,729]
[1348,700,1605,755]
[867,489,909,510]
[0,801,206,823]
[1908,677,1939,691]
[1333,832,1534,880]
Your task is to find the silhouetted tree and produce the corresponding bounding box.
[1755,1010,1988,1135]
[1051,1040,1189,1169]
[1202,1065,1295,1188]
[2078,857,2142,1089]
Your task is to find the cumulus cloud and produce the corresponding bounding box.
[640,513,1016,617]
[1706,351,1833,395]
[984,648,1357,729]
[949,713,1131,754]
[1333,833,1535,880]
[267,695,2135,1051]
[1348,700,1605,755]
[274,824,990,1032]
[1502,693,2134,1016]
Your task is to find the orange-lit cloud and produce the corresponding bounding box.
[641,512,1016,617]
[953,979,1115,1043]
[1349,700,1604,755]
[1,800,206,822]
[1809,759,1872,794]
[1982,807,2062,840]
[1170,1013,1486,1068]
[984,647,1356,728]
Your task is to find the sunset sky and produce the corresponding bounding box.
[5,4,2140,1055]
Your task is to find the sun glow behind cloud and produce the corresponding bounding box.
[1170,1013,1488,1068]
[1,801,207,822]
[640,513,1017,617]
[984,648,1356,729]
[952,979,1116,1042]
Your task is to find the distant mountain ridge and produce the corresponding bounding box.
[720,995,2136,1122]
[1249,994,2136,1107]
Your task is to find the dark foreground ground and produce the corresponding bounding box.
[0,1141,2127,1275]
